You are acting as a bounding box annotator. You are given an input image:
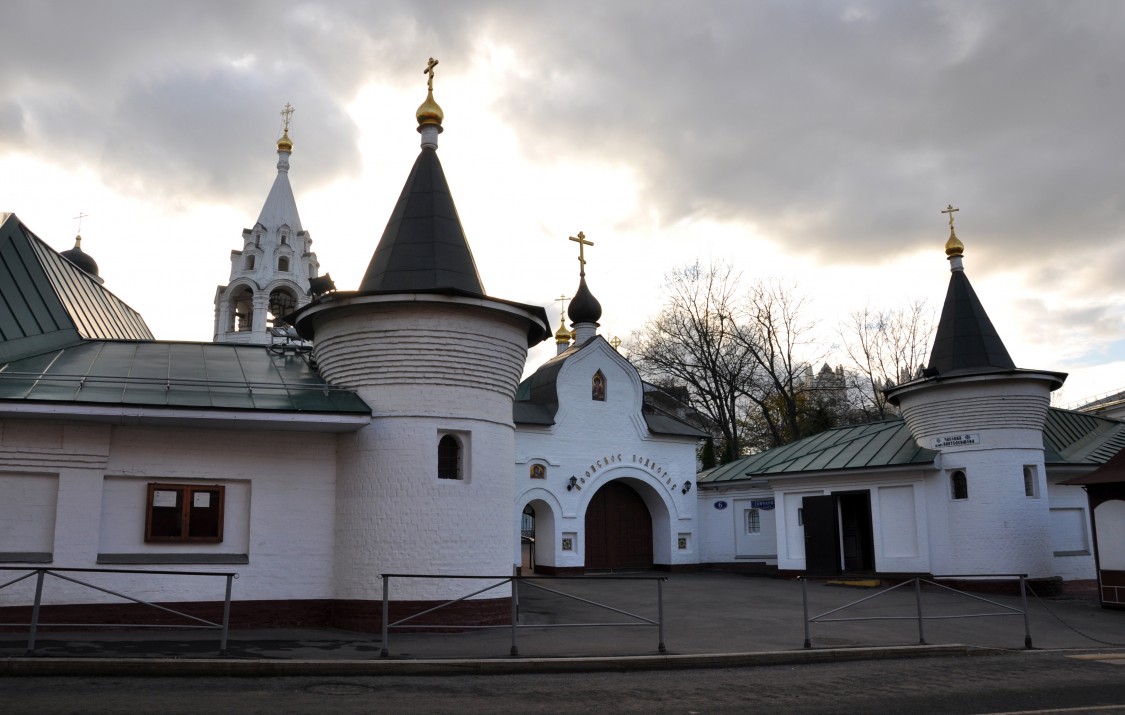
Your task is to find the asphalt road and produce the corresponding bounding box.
[3,650,1125,714]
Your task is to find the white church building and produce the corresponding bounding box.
[0,67,703,628]
[697,220,1125,591]
[2,65,1123,628]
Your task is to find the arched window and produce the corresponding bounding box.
[278,256,290,272]
[592,370,606,401]
[268,288,297,327]
[244,255,255,270]
[950,470,968,500]
[438,434,462,480]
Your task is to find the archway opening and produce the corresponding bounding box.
[585,480,653,571]
[230,286,254,332]
[268,288,297,328]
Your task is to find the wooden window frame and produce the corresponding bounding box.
[145,483,225,543]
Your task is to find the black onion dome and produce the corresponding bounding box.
[568,276,602,324]
[61,238,99,277]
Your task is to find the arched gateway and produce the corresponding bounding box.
[585,480,653,570]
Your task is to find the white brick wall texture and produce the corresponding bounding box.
[515,338,700,570]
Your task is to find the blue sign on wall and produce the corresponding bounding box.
[750,499,775,510]
[714,500,728,510]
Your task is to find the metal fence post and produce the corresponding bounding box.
[657,578,666,654]
[510,573,520,657]
[219,573,233,656]
[914,577,927,645]
[26,569,46,656]
[1020,575,1033,650]
[801,577,811,649]
[381,576,390,658]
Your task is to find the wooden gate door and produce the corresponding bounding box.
[585,481,653,570]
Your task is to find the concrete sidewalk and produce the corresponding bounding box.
[2,571,1124,674]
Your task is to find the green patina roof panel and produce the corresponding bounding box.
[0,214,152,363]
[0,340,369,414]
[701,408,1125,483]
[700,419,938,483]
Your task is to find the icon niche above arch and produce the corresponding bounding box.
[592,370,606,401]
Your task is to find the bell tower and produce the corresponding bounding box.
[213,104,320,344]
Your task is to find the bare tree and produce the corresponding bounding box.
[840,300,934,420]
[734,279,822,450]
[627,262,759,461]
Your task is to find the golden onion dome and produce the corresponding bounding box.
[276,129,293,153]
[416,89,444,128]
[554,319,571,343]
[945,228,964,257]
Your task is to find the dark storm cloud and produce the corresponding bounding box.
[2,0,1124,267]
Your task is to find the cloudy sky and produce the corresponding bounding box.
[2,1,1124,404]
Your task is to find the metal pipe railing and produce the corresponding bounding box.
[379,572,668,658]
[800,573,1033,650]
[0,566,238,656]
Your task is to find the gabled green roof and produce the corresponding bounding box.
[701,419,936,483]
[700,408,1125,483]
[0,213,152,363]
[0,340,370,414]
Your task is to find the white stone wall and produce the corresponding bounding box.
[0,419,339,607]
[697,487,778,565]
[896,376,1056,578]
[1046,476,1096,581]
[313,300,533,601]
[768,472,931,574]
[515,339,699,570]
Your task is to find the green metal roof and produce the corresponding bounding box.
[701,419,936,483]
[0,213,152,362]
[700,408,1125,483]
[0,341,370,414]
[1043,407,1125,464]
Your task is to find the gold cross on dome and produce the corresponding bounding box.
[941,204,959,229]
[73,212,88,232]
[555,294,569,321]
[424,57,439,91]
[281,103,294,132]
[569,231,594,277]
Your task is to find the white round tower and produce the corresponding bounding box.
[291,62,549,618]
[887,209,1065,578]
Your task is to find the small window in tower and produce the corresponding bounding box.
[951,470,968,500]
[1023,465,1039,498]
[278,256,290,272]
[438,434,462,480]
[281,234,288,245]
[592,371,606,401]
[244,255,255,270]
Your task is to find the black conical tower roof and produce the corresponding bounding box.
[359,147,484,294]
[927,269,1015,375]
